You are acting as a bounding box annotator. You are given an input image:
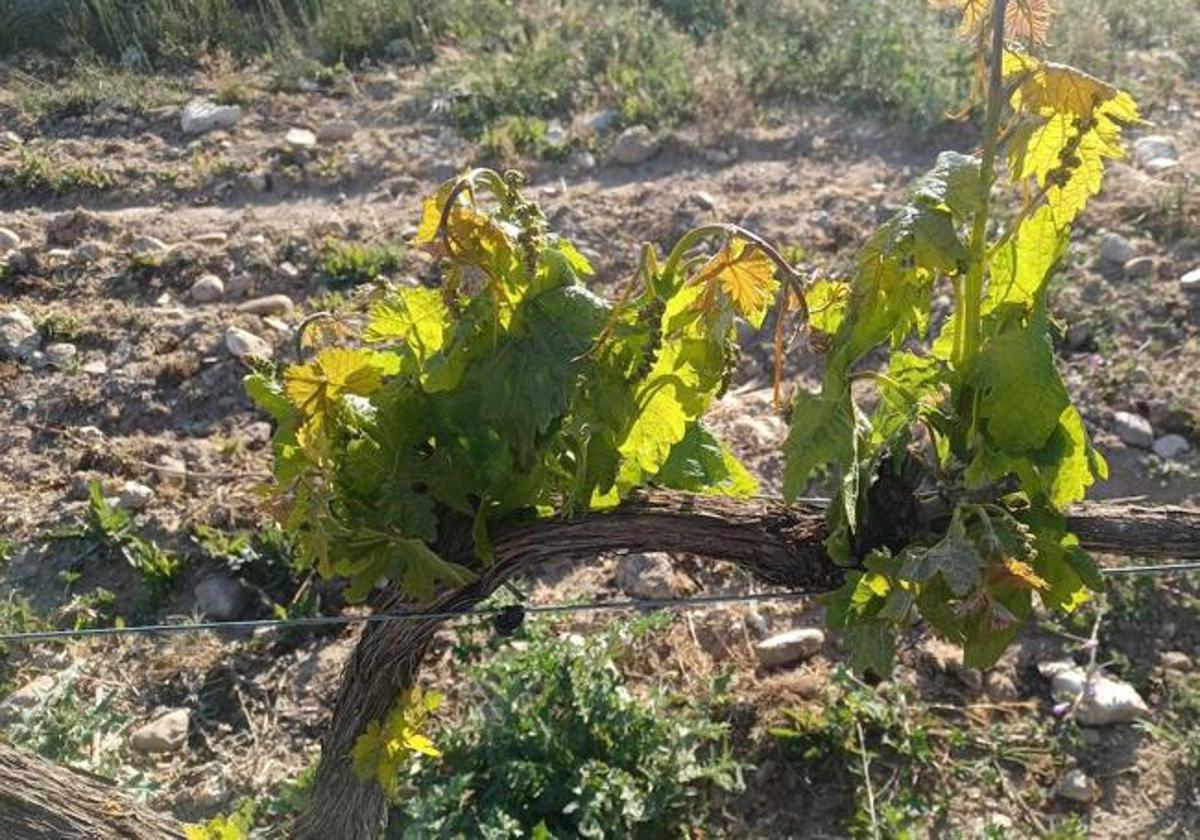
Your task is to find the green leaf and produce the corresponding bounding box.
[364,288,450,363]
[899,508,983,596]
[986,204,1067,312]
[245,374,292,424]
[654,422,757,497]
[971,324,1069,454]
[842,622,895,677]
[912,151,984,221]
[782,387,857,501]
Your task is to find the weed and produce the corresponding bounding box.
[389,617,744,837]
[87,481,179,607]
[12,65,185,122]
[38,313,83,343]
[319,238,406,288]
[0,147,115,195]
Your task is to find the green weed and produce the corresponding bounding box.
[388,617,744,838]
[0,147,115,195]
[319,238,406,287]
[86,481,180,607]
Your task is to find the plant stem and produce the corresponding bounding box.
[957,0,1009,370]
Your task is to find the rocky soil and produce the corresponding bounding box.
[0,48,1197,836]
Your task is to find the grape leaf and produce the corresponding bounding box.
[352,687,443,796]
[689,238,779,329]
[655,422,758,497]
[986,203,1066,311]
[899,510,983,596]
[364,288,449,362]
[970,324,1069,453]
[782,387,858,501]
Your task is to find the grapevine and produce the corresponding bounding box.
[247,0,1141,783]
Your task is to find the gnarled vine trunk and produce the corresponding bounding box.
[292,493,1200,839]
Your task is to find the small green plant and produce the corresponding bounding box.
[319,238,407,288]
[38,313,83,343]
[388,618,744,838]
[1,147,115,195]
[87,481,179,605]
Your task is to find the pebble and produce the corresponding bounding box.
[1097,232,1135,266]
[1182,267,1200,292]
[276,261,301,280]
[318,120,357,143]
[615,552,680,599]
[236,294,294,316]
[692,190,718,211]
[44,342,77,369]
[755,628,826,668]
[1122,255,1155,279]
[129,708,190,754]
[1055,768,1098,803]
[154,456,188,489]
[192,231,229,246]
[568,150,597,171]
[245,421,273,449]
[117,481,155,511]
[81,359,109,375]
[0,674,57,723]
[609,125,660,166]
[1132,134,1179,168]
[1160,651,1193,671]
[285,127,318,148]
[194,573,249,621]
[1039,660,1150,726]
[225,327,272,359]
[0,308,41,360]
[70,240,107,264]
[582,108,619,135]
[181,99,241,135]
[128,235,168,255]
[1153,434,1190,460]
[0,227,20,255]
[1112,410,1154,449]
[189,274,225,304]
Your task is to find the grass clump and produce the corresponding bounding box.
[85,480,179,608]
[0,147,116,195]
[319,238,406,287]
[388,617,744,838]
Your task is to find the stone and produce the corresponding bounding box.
[128,235,168,256]
[0,674,57,723]
[81,359,108,375]
[921,637,982,692]
[194,573,248,621]
[1153,434,1190,460]
[129,708,190,754]
[692,191,718,211]
[154,456,188,489]
[1160,651,1193,671]
[582,108,619,135]
[610,126,660,166]
[70,240,107,264]
[0,308,40,360]
[545,119,567,148]
[285,127,318,148]
[117,481,155,511]
[0,227,20,255]
[615,552,680,599]
[1132,134,1178,168]
[181,99,241,135]
[1055,769,1098,804]
[189,274,225,303]
[44,342,77,369]
[1182,267,1200,292]
[236,294,294,316]
[1097,232,1135,266]
[245,421,273,449]
[47,208,113,247]
[755,628,826,668]
[1112,411,1154,449]
[704,146,738,166]
[1039,660,1150,726]
[317,120,357,143]
[1122,256,1155,279]
[192,231,228,246]
[225,327,272,359]
[1144,157,1179,175]
[568,150,596,171]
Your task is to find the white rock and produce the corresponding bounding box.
[568,150,597,171]
[1153,434,1190,460]
[117,481,155,511]
[285,127,318,147]
[1144,157,1179,175]
[1055,768,1098,803]
[692,191,718,211]
[181,99,241,135]
[1182,267,1200,291]
[317,120,357,143]
[1132,135,1178,168]
[610,125,660,166]
[0,308,40,360]
[236,294,294,316]
[0,674,57,723]
[1160,651,1193,671]
[44,342,77,368]
[129,708,190,753]
[192,231,229,246]
[1122,256,1155,279]
[81,359,108,375]
[545,119,567,147]
[1040,660,1150,726]
[154,456,188,489]
[194,574,248,621]
[189,274,225,303]
[755,628,826,668]
[0,227,20,255]
[1112,411,1154,449]
[225,327,272,359]
[615,552,680,599]
[1097,232,1136,266]
[582,108,619,134]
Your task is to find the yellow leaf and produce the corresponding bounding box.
[930,0,990,38]
[1001,557,1050,591]
[931,0,1053,45]
[350,686,443,796]
[364,288,449,361]
[284,348,385,418]
[689,239,779,328]
[805,278,850,336]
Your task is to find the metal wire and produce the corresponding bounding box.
[0,559,1196,646]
